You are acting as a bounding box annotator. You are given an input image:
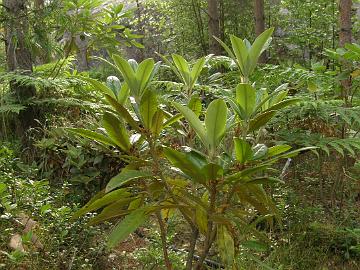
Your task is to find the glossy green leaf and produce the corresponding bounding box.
[248,28,274,74]
[102,112,130,151]
[267,98,300,111]
[140,90,158,130]
[172,54,191,86]
[80,77,116,99]
[217,225,235,266]
[112,54,137,95]
[73,189,130,219]
[151,109,165,136]
[200,163,223,181]
[136,58,155,95]
[162,113,183,128]
[117,84,130,105]
[67,128,116,147]
[173,102,208,147]
[248,110,276,132]
[188,95,202,116]
[106,170,153,192]
[88,198,136,225]
[205,99,227,151]
[234,138,253,164]
[105,95,141,132]
[107,208,148,248]
[190,57,206,88]
[230,35,249,76]
[214,36,236,60]
[252,144,268,160]
[236,83,256,119]
[267,145,292,157]
[225,164,269,184]
[163,147,205,184]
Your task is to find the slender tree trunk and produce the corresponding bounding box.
[339,0,352,47]
[3,0,36,137]
[192,0,208,55]
[254,0,266,63]
[207,0,222,55]
[339,0,352,104]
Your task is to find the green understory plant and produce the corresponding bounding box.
[69,29,313,269]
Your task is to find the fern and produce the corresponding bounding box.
[0,104,26,114]
[278,130,360,157]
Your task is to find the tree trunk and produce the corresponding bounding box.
[207,0,222,55]
[75,34,89,72]
[3,0,36,137]
[254,0,266,63]
[339,0,352,46]
[339,0,352,103]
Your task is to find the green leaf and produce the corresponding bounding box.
[117,84,130,105]
[242,240,269,252]
[136,58,155,95]
[105,95,141,132]
[267,145,292,157]
[195,203,208,234]
[253,84,288,114]
[112,54,137,96]
[106,170,153,192]
[248,110,276,132]
[236,83,256,119]
[217,225,235,266]
[248,28,274,74]
[264,147,318,164]
[102,112,130,151]
[267,98,300,111]
[230,35,249,76]
[73,189,130,218]
[269,90,289,106]
[151,109,165,136]
[252,144,268,160]
[163,147,205,184]
[107,208,148,248]
[188,95,202,116]
[214,36,236,60]
[190,57,206,88]
[88,198,136,225]
[140,90,158,130]
[173,102,208,147]
[200,163,223,181]
[163,113,183,128]
[225,164,269,184]
[67,128,116,147]
[80,77,116,99]
[205,99,227,151]
[234,138,253,164]
[172,54,191,86]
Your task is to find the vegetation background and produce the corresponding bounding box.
[0,0,359,269]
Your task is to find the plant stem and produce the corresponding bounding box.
[185,227,199,270]
[194,182,217,269]
[156,211,173,270]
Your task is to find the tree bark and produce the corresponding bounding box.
[339,0,352,103]
[207,0,222,55]
[254,0,266,63]
[339,0,352,47]
[3,0,36,137]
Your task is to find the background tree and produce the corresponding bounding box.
[254,0,266,62]
[339,0,353,102]
[207,0,222,54]
[3,0,36,136]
